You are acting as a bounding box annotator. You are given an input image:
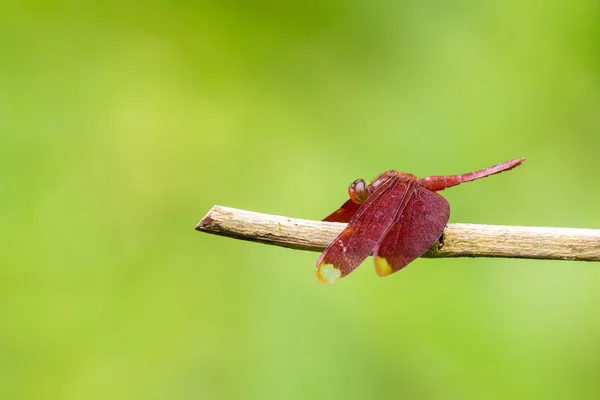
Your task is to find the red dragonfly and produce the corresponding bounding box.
[316,158,526,284]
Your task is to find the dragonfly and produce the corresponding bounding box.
[316,158,526,284]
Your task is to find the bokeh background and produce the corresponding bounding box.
[2,1,600,399]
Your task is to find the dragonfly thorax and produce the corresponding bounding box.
[349,171,418,205]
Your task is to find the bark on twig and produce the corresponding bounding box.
[195,205,600,262]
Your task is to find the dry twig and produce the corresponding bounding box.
[195,206,600,262]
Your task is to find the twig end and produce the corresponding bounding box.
[195,206,218,231]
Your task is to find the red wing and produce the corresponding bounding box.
[373,187,450,276]
[322,199,361,223]
[316,177,409,284]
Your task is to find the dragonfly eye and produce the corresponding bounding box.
[349,179,368,204]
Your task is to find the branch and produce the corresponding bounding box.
[195,205,600,262]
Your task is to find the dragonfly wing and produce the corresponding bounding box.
[316,177,408,284]
[322,199,361,223]
[373,187,450,276]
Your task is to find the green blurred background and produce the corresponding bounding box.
[2,1,600,399]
